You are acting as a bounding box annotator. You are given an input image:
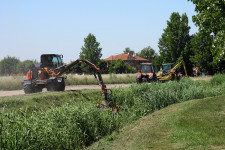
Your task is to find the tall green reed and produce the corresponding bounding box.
[0,74,225,149]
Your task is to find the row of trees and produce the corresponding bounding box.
[155,0,225,75]
[0,56,36,75]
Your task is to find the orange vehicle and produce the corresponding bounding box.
[22,54,119,112]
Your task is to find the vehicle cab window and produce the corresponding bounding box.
[52,56,59,67]
[57,56,63,67]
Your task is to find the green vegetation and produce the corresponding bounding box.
[0,74,225,149]
[0,90,102,113]
[136,46,156,62]
[0,56,36,75]
[79,33,102,65]
[88,94,225,149]
[188,0,225,64]
[108,59,136,74]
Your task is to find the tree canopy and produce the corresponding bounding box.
[123,47,135,56]
[158,12,190,63]
[0,56,20,75]
[136,46,156,61]
[188,0,225,63]
[189,31,214,74]
[79,33,102,64]
[0,56,36,75]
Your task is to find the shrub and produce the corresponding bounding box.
[210,74,225,86]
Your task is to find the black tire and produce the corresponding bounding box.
[47,83,55,91]
[24,84,34,94]
[58,78,65,91]
[47,78,65,91]
[136,78,142,84]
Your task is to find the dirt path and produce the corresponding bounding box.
[0,84,131,97]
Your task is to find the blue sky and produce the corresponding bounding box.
[0,0,198,63]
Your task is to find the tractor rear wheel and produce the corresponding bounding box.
[46,83,55,91]
[58,78,65,91]
[24,84,34,94]
[55,78,65,91]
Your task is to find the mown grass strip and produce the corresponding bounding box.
[87,94,225,150]
[0,90,102,113]
[0,74,225,149]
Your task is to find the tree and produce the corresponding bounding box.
[17,60,37,74]
[189,31,215,74]
[136,46,156,61]
[79,33,102,64]
[0,56,20,75]
[188,0,225,69]
[97,59,108,74]
[158,12,190,63]
[108,59,135,74]
[153,54,163,72]
[123,47,135,55]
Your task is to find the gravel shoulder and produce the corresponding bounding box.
[0,84,131,97]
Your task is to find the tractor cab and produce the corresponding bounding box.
[41,54,63,68]
[157,63,174,78]
[162,63,174,73]
[140,63,155,73]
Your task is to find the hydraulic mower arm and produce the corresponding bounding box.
[170,60,187,76]
[51,59,119,112]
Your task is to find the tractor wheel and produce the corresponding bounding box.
[47,83,55,91]
[47,78,65,91]
[58,78,65,91]
[55,78,65,91]
[24,84,34,94]
[136,78,142,84]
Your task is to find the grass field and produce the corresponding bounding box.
[87,94,225,150]
[0,76,24,90]
[0,73,136,91]
[0,74,224,149]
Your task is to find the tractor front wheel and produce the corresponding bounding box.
[46,78,65,91]
[24,84,34,94]
[136,78,142,84]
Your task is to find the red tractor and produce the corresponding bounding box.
[136,63,157,83]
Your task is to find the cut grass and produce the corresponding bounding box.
[86,94,225,150]
[0,90,102,113]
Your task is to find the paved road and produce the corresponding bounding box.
[0,84,131,97]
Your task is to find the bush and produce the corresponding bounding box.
[210,74,225,86]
